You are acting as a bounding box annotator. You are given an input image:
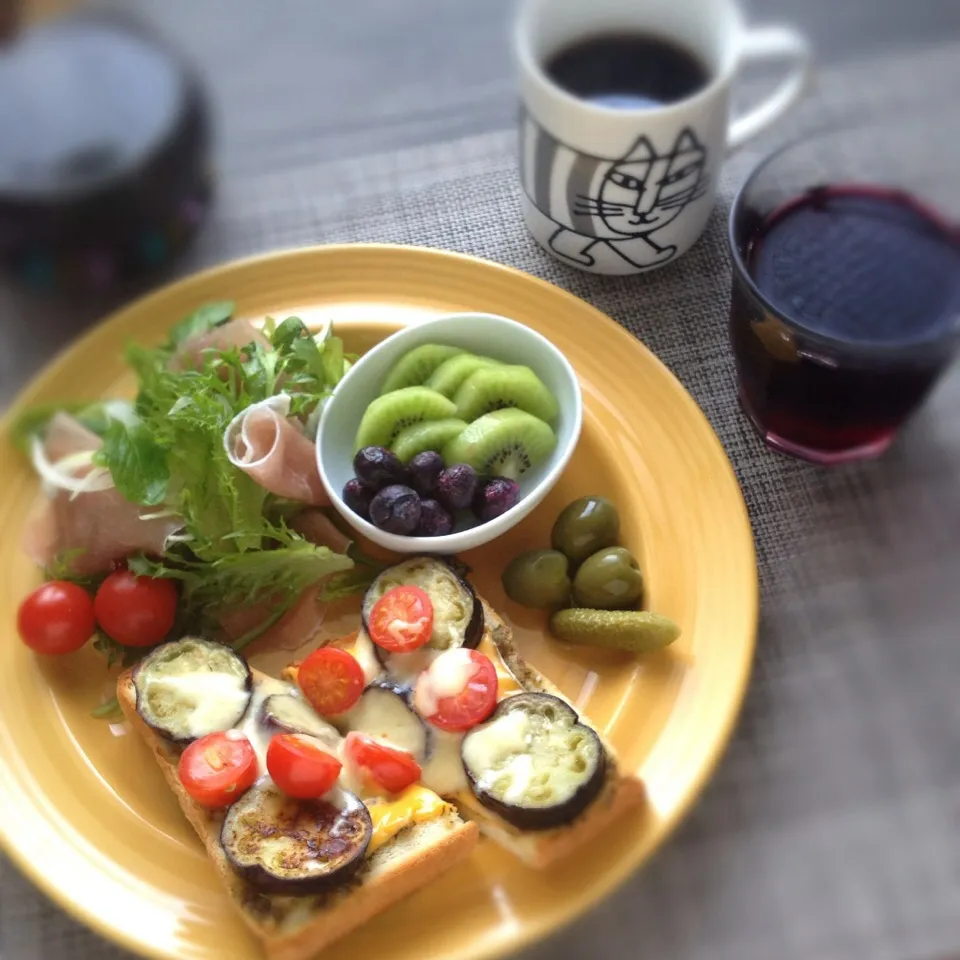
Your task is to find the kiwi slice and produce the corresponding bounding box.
[379,344,464,395]
[454,365,559,424]
[425,353,500,398]
[354,387,458,451]
[549,609,681,652]
[443,408,556,481]
[391,418,468,462]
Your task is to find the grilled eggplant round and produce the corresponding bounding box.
[260,694,341,749]
[133,638,252,743]
[362,557,484,654]
[342,681,430,761]
[461,692,606,831]
[221,784,372,895]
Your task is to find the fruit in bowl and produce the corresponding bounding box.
[316,311,583,554]
[340,337,559,539]
[344,446,520,538]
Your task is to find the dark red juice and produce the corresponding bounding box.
[730,186,960,462]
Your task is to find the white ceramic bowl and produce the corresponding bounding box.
[316,312,583,554]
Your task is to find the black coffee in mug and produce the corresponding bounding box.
[545,33,711,110]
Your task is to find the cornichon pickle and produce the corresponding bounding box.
[549,609,680,652]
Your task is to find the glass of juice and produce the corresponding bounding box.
[728,122,960,465]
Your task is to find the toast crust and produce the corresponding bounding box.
[117,669,478,960]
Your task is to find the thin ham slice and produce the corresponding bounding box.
[171,318,269,371]
[21,413,183,576]
[224,396,329,506]
[291,508,352,554]
[220,583,327,656]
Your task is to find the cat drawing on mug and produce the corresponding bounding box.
[521,117,709,270]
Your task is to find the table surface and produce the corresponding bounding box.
[3,2,960,960]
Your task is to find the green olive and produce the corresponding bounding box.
[551,496,620,566]
[572,547,643,610]
[502,550,571,609]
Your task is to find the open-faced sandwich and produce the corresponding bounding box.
[280,557,646,868]
[116,639,479,960]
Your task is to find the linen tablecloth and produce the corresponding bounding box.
[2,3,960,958]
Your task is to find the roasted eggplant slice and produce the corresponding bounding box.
[342,681,430,761]
[362,557,484,655]
[221,784,372,895]
[461,693,606,831]
[133,638,252,743]
[260,694,341,749]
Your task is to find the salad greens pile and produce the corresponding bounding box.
[15,303,379,673]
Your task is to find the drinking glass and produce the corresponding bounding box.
[728,120,960,464]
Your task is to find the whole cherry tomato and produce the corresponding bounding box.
[94,570,177,646]
[17,581,96,655]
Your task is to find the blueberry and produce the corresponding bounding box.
[353,446,408,490]
[435,464,478,513]
[342,478,374,520]
[408,450,445,497]
[473,477,520,523]
[416,499,454,537]
[369,484,421,535]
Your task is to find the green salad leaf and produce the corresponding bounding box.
[92,632,144,669]
[128,530,354,647]
[9,399,127,456]
[14,302,367,696]
[319,566,381,603]
[91,697,124,722]
[97,418,170,506]
[167,300,236,347]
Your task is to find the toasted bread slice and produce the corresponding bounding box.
[456,600,646,868]
[117,668,478,960]
[283,597,646,870]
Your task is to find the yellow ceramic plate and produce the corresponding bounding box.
[0,245,757,960]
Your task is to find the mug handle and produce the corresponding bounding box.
[727,25,812,150]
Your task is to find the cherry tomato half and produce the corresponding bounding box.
[415,649,498,733]
[178,730,258,808]
[267,734,343,798]
[94,571,177,647]
[368,586,434,654]
[344,732,422,794]
[298,646,365,716]
[17,581,96,655]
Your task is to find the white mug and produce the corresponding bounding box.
[514,0,811,275]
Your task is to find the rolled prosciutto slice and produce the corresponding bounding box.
[224,396,328,506]
[171,318,270,371]
[22,413,183,576]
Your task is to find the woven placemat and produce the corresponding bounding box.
[2,32,960,960]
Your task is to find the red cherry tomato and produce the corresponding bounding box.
[17,581,96,655]
[368,586,434,653]
[415,649,498,733]
[178,731,258,808]
[267,734,343,798]
[297,647,365,716]
[344,732,422,794]
[94,571,177,647]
